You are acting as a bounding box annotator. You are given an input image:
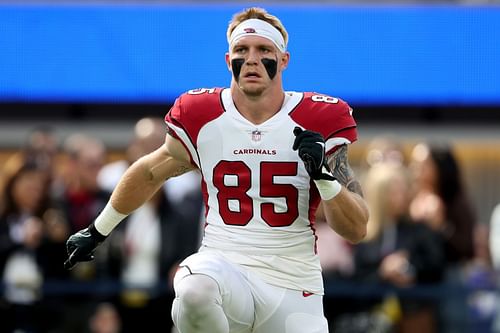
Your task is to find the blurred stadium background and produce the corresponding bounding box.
[1,1,500,333]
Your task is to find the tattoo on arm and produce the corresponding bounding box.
[326,145,364,197]
[169,165,192,179]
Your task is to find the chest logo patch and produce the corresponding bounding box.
[251,130,262,142]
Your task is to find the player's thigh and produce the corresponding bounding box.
[252,287,328,333]
[173,252,255,331]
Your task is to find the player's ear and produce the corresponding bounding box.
[280,52,290,71]
[225,52,231,71]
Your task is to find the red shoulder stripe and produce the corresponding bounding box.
[290,92,357,142]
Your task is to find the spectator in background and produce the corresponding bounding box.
[320,136,408,329]
[104,179,202,333]
[347,163,445,333]
[89,302,122,333]
[0,126,69,279]
[1,125,60,201]
[22,125,59,173]
[60,133,110,237]
[362,135,406,169]
[465,221,497,333]
[0,161,69,332]
[98,117,166,193]
[98,116,202,213]
[409,142,476,333]
[56,134,111,333]
[409,142,475,263]
[97,117,203,332]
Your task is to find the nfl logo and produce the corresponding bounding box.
[251,130,262,142]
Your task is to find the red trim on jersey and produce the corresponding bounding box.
[308,181,321,254]
[289,92,358,143]
[165,88,225,149]
[201,177,209,219]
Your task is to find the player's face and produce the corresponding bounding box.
[226,36,289,96]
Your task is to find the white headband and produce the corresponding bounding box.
[229,18,286,53]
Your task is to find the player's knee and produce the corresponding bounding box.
[179,287,211,310]
[176,274,221,311]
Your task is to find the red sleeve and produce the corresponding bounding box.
[290,92,357,143]
[164,88,225,149]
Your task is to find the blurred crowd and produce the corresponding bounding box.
[0,119,203,333]
[318,137,498,333]
[0,122,498,333]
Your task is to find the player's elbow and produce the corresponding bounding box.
[340,196,368,243]
[333,217,367,244]
[347,224,367,244]
[346,213,369,244]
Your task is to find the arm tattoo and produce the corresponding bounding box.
[326,145,364,197]
[169,165,192,178]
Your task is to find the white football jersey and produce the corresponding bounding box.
[165,88,357,294]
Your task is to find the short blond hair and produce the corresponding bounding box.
[363,163,411,241]
[227,7,289,49]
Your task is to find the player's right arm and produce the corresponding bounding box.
[64,134,194,269]
[110,133,194,215]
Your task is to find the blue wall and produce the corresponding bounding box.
[1,4,499,105]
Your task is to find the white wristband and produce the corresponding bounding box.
[314,179,342,201]
[94,202,128,236]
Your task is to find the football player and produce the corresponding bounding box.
[65,7,369,333]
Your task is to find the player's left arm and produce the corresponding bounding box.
[322,144,369,243]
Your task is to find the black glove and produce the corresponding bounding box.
[64,223,107,270]
[293,127,336,181]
